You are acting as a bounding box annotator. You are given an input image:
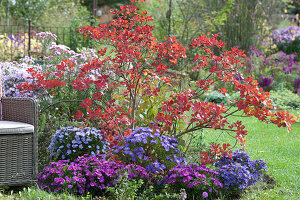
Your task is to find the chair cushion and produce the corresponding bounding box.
[0,121,34,134]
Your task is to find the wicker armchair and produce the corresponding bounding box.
[0,97,38,186]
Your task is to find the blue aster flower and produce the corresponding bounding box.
[150,140,157,144]
[136,152,143,159]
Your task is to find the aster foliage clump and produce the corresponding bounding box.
[113,126,186,173]
[215,150,267,195]
[48,126,109,161]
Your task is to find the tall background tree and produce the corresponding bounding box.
[2,0,48,24]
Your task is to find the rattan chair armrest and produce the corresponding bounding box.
[1,97,38,127]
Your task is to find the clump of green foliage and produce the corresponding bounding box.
[270,89,300,110]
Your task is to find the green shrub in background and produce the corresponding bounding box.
[0,0,94,54]
[207,89,300,111]
[204,91,229,105]
[222,0,287,51]
[39,1,94,51]
[270,89,300,110]
[138,0,287,51]
[2,0,47,25]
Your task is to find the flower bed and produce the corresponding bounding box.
[1,0,297,199]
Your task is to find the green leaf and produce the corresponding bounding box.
[147,107,156,119]
[177,138,186,147]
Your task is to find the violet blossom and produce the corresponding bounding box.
[258,76,274,88]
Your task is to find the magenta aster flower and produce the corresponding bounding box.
[258,76,273,88]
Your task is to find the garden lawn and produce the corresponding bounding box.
[200,109,300,199]
[0,186,91,200]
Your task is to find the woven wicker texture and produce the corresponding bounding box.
[0,97,38,186]
[0,133,33,185]
[1,97,36,126]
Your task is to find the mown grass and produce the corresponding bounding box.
[241,113,300,199]
[0,186,94,200]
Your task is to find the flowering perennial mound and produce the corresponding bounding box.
[247,46,299,74]
[48,126,109,161]
[113,126,186,173]
[1,62,35,97]
[164,164,223,199]
[246,46,299,92]
[258,76,274,88]
[271,26,300,44]
[215,150,267,192]
[37,154,151,195]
